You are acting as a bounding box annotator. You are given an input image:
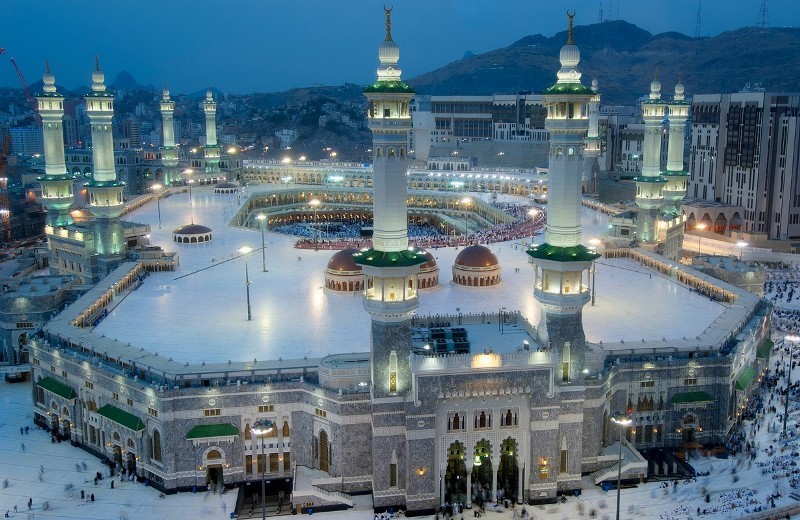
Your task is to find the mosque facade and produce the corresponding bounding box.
[27,8,771,515]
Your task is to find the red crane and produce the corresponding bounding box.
[0,48,41,125]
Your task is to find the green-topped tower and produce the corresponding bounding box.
[662,78,690,216]
[354,5,427,512]
[527,11,600,384]
[634,72,668,243]
[36,61,75,228]
[203,89,221,174]
[85,57,126,273]
[159,86,179,184]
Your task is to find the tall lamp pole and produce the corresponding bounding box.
[736,241,748,261]
[589,238,601,306]
[256,213,267,272]
[152,184,163,229]
[783,335,800,437]
[239,246,253,321]
[251,419,275,520]
[462,197,472,244]
[310,199,320,251]
[610,412,633,520]
[695,223,707,254]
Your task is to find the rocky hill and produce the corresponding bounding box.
[407,20,800,104]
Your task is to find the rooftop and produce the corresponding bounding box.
[79,184,730,367]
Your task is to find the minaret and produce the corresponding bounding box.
[661,79,690,215]
[583,78,601,194]
[203,89,220,173]
[85,57,125,263]
[159,86,179,184]
[353,6,427,511]
[527,11,599,384]
[634,71,667,243]
[36,61,75,227]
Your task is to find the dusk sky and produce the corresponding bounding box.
[3,0,798,95]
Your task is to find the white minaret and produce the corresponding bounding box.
[528,11,599,384]
[634,72,667,242]
[583,78,601,193]
[662,79,690,215]
[85,57,125,260]
[36,61,75,227]
[354,7,428,512]
[159,86,179,182]
[203,89,220,173]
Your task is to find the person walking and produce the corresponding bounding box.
[27,498,32,510]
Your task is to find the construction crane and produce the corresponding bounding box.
[0,48,41,125]
[695,0,702,37]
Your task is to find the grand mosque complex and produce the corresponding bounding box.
[24,8,770,514]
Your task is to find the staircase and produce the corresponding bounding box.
[591,439,648,485]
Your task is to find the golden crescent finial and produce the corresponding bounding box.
[678,72,683,84]
[566,10,576,45]
[384,4,393,41]
[95,54,100,71]
[654,67,659,81]
[45,58,51,74]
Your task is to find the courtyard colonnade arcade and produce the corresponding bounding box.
[240,163,549,198]
[234,186,514,235]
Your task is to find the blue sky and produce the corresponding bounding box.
[2,0,798,94]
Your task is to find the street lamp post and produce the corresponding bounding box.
[736,241,748,261]
[610,412,633,520]
[310,199,320,251]
[783,335,800,437]
[589,238,602,306]
[462,197,472,244]
[528,208,540,245]
[256,214,267,272]
[251,419,275,520]
[695,223,707,254]
[152,184,163,229]
[239,246,253,321]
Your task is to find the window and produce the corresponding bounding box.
[258,405,274,413]
[560,450,568,472]
[641,381,655,388]
[33,358,40,366]
[62,370,68,378]
[127,398,133,406]
[315,409,327,418]
[148,407,158,417]
[152,429,162,462]
[204,408,221,417]
[684,378,697,386]
[85,381,94,389]
[389,463,398,487]
[245,455,253,475]
[50,366,56,373]
[112,392,120,401]
[539,458,549,479]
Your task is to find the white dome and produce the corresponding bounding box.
[559,44,580,68]
[205,89,214,101]
[591,78,599,92]
[649,78,662,100]
[42,64,56,93]
[674,82,685,101]
[379,39,400,66]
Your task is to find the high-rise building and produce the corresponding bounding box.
[687,92,800,240]
[10,126,44,156]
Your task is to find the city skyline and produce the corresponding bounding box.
[3,0,799,95]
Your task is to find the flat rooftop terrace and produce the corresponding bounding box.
[76,186,734,367]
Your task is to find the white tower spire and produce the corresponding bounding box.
[355,7,428,511]
[634,70,667,242]
[159,86,179,182]
[203,89,220,173]
[583,78,601,193]
[36,60,75,227]
[84,57,126,262]
[528,10,599,383]
[662,78,690,215]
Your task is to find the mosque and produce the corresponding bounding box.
[26,8,770,515]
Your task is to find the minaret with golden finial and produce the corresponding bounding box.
[662,75,690,216]
[85,56,126,274]
[203,88,220,174]
[159,85,179,182]
[354,5,429,513]
[36,60,75,227]
[634,69,668,243]
[528,10,599,384]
